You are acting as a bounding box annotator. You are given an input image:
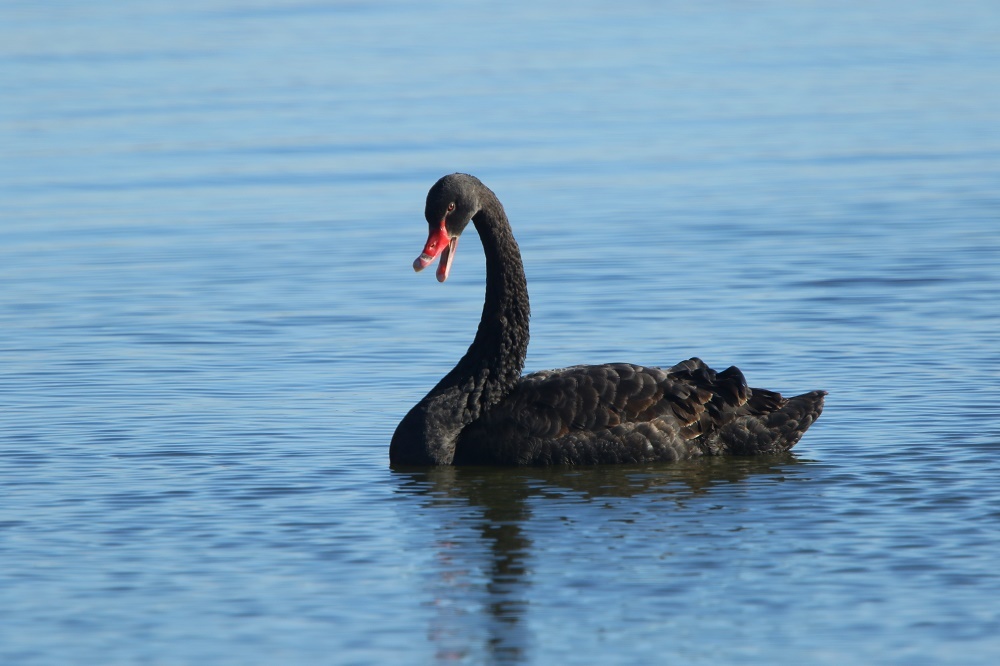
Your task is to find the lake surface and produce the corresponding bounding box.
[3,1,1000,663]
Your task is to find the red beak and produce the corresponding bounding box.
[413,220,458,282]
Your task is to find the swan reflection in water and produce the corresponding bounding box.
[391,455,806,663]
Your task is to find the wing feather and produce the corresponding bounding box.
[489,358,755,441]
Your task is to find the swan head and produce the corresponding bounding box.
[413,173,483,282]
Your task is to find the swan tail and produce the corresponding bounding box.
[721,389,827,455]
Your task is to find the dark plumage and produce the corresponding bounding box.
[390,173,825,466]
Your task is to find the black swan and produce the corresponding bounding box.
[390,173,825,466]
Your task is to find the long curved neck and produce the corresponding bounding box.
[436,193,530,404]
[391,187,530,465]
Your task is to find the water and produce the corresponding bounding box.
[3,0,1000,663]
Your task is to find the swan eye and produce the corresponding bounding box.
[447,202,456,212]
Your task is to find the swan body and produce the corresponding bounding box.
[390,174,825,466]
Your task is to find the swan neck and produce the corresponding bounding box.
[390,182,529,466]
[447,189,530,407]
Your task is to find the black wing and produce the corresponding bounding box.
[455,358,807,464]
[506,358,768,437]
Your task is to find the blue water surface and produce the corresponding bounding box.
[2,1,1000,664]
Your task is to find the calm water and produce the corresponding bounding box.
[3,1,1000,663]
